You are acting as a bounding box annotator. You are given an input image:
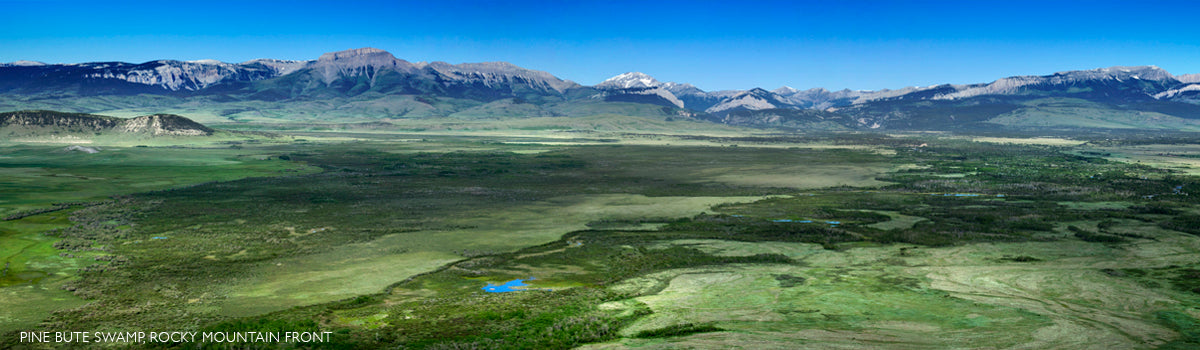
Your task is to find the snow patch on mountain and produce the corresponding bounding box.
[1154,84,1200,99]
[243,59,312,76]
[187,59,223,65]
[1177,74,1200,84]
[2,60,48,67]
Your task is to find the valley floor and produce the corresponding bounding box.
[2,130,1199,349]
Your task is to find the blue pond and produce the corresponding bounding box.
[773,219,814,223]
[483,278,536,293]
[151,236,168,240]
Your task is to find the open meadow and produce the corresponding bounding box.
[2,130,1199,349]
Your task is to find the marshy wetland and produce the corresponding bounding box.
[2,131,1200,349]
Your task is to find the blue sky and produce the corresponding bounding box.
[2,0,1198,91]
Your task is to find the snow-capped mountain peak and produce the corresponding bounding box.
[2,60,48,67]
[591,72,687,108]
[597,72,662,89]
[186,59,224,65]
[772,86,799,95]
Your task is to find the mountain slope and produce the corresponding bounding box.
[0,60,298,96]
[0,48,578,103]
[3,49,1200,131]
[924,66,1178,102]
[233,48,580,105]
[828,66,1200,130]
[705,88,797,114]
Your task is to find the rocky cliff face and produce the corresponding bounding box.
[83,60,285,91]
[1,48,581,99]
[117,114,214,136]
[0,110,121,131]
[4,50,1200,131]
[311,48,419,85]
[0,110,213,136]
[705,88,795,113]
[424,61,578,93]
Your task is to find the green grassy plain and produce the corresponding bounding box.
[12,140,901,335]
[1077,144,1200,176]
[0,143,319,332]
[3,130,1200,349]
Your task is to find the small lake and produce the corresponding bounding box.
[483,278,536,293]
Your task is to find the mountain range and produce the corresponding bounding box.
[3,48,1200,131]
